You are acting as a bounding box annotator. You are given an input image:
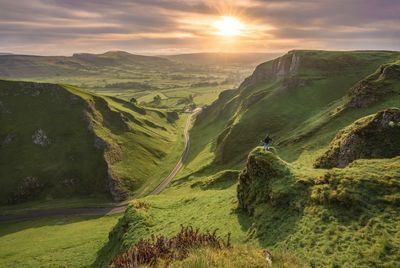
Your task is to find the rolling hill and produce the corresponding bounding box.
[0,80,185,204]
[0,51,172,78]
[163,52,280,66]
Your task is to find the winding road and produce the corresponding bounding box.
[0,108,202,223]
[150,107,201,195]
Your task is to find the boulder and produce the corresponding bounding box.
[32,129,50,146]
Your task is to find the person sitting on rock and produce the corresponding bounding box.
[263,134,273,151]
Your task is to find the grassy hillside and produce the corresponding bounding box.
[0,80,186,204]
[237,148,400,267]
[189,50,400,167]
[95,50,400,267]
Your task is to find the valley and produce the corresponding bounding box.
[1,50,399,268]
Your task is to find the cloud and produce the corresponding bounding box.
[0,0,398,55]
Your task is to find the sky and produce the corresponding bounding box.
[0,0,399,55]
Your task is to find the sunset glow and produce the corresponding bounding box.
[214,16,244,37]
[0,0,398,55]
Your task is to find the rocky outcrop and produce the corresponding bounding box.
[32,129,50,146]
[9,176,44,203]
[346,61,400,108]
[275,52,300,80]
[314,108,400,168]
[237,148,294,215]
[240,52,301,89]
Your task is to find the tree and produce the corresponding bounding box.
[130,97,137,104]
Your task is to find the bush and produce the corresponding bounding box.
[110,226,231,267]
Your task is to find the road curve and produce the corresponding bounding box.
[0,109,201,223]
[150,107,202,195]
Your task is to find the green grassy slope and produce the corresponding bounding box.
[0,80,185,204]
[189,50,400,167]
[237,148,400,267]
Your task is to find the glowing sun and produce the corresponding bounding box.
[214,16,244,36]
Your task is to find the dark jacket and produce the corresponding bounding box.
[264,136,272,144]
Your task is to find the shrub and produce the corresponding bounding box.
[110,226,231,267]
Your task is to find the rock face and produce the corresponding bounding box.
[315,108,400,168]
[32,129,50,146]
[241,51,301,89]
[237,148,293,215]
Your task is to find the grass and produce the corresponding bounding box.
[0,196,113,216]
[93,171,253,267]
[169,246,304,268]
[236,149,400,267]
[0,215,120,268]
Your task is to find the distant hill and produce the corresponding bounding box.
[163,52,281,66]
[0,80,182,204]
[0,51,173,78]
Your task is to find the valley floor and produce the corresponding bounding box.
[0,215,120,267]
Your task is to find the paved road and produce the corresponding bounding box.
[0,109,201,223]
[150,107,202,195]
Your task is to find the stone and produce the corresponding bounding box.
[32,129,50,146]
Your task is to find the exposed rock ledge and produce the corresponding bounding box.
[314,108,400,168]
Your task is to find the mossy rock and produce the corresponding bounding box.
[315,108,400,168]
[237,147,294,214]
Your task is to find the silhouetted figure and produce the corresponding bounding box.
[263,134,272,151]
